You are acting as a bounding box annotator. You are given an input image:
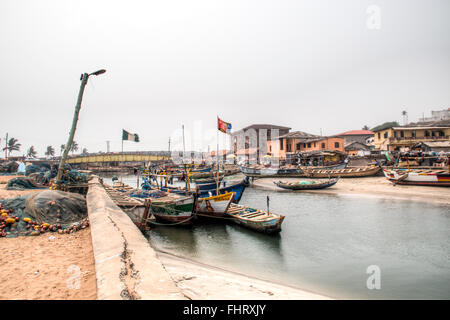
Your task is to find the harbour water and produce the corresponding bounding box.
[101,174,450,299]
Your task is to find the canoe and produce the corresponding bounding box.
[383,168,450,187]
[274,178,338,190]
[226,203,285,234]
[191,167,212,173]
[195,177,224,191]
[238,162,347,178]
[192,175,224,183]
[150,196,195,225]
[302,166,381,178]
[197,178,248,203]
[195,191,235,218]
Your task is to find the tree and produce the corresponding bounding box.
[27,146,37,158]
[60,144,65,156]
[2,138,21,156]
[70,141,79,154]
[362,125,369,130]
[45,145,55,158]
[81,148,88,155]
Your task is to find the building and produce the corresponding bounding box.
[373,119,450,151]
[335,130,374,145]
[276,131,344,163]
[345,141,372,156]
[422,108,450,122]
[412,141,450,153]
[232,124,291,163]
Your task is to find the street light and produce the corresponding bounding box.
[55,69,107,184]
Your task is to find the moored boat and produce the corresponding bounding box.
[226,203,285,234]
[274,178,338,190]
[195,191,235,218]
[302,166,381,178]
[197,178,248,203]
[383,168,450,187]
[238,162,347,178]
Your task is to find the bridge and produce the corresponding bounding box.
[65,151,171,165]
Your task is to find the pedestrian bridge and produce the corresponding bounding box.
[66,152,171,164]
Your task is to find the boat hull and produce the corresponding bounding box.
[303,166,380,178]
[197,179,248,203]
[274,179,338,190]
[238,163,347,178]
[195,192,234,218]
[383,169,450,187]
[226,204,285,234]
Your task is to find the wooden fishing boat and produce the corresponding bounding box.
[195,191,235,218]
[112,182,196,224]
[383,168,450,187]
[197,178,248,203]
[226,203,285,234]
[302,166,381,178]
[191,167,212,173]
[274,178,338,190]
[238,162,346,178]
[191,175,224,184]
[195,176,224,191]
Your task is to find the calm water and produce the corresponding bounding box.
[102,174,450,299]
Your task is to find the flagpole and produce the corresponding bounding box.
[216,117,220,194]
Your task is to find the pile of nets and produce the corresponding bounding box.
[0,190,88,237]
[0,161,19,174]
[6,177,46,190]
[128,189,167,199]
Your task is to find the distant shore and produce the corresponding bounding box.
[250,176,450,205]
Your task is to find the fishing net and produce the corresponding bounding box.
[0,191,87,237]
[128,189,167,199]
[0,161,19,173]
[6,177,45,190]
[24,190,87,225]
[25,164,41,176]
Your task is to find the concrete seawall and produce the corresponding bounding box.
[86,177,186,300]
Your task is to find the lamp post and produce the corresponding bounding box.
[55,69,106,184]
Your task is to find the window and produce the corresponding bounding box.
[335,142,340,148]
[432,131,436,137]
[411,131,416,138]
[321,143,325,149]
[303,143,306,148]
[314,142,316,147]
[378,132,381,139]
[296,143,301,150]
[439,131,445,137]
[394,131,397,138]
[400,131,404,138]
[384,132,388,138]
[425,131,430,137]
[307,143,311,148]
[280,139,284,150]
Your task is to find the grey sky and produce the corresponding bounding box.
[1,0,449,156]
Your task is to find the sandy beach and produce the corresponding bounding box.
[0,175,42,199]
[251,176,450,205]
[0,228,97,300]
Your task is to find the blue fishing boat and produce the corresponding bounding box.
[197,178,248,203]
[195,177,224,191]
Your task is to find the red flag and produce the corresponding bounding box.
[218,117,232,133]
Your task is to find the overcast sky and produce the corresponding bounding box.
[1,0,449,156]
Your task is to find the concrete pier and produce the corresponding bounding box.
[86,177,185,300]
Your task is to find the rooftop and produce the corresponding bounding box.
[278,131,325,142]
[240,124,291,131]
[336,130,374,136]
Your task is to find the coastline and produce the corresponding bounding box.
[250,176,450,206]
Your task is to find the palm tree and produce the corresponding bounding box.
[70,141,79,155]
[45,145,55,158]
[27,146,37,158]
[2,138,21,156]
[60,144,65,156]
[82,148,88,155]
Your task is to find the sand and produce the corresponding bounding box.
[0,228,97,300]
[156,249,330,300]
[0,175,97,300]
[252,176,450,205]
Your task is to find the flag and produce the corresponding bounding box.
[122,129,139,142]
[218,117,232,134]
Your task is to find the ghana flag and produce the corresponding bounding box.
[122,129,139,142]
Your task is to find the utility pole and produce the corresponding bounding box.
[55,69,106,184]
[106,140,110,153]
